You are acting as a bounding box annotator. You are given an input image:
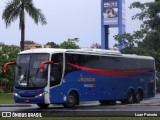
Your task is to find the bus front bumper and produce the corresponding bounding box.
[13,88,47,104]
[14,93,47,104]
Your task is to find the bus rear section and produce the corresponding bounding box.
[49,52,155,106]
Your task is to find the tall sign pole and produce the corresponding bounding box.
[118,0,126,50]
[101,0,106,49]
[101,0,126,50]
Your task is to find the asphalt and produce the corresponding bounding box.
[0,95,160,117]
[0,104,32,107]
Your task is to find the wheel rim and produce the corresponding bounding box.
[129,95,132,102]
[128,92,133,103]
[136,93,141,103]
[68,95,75,104]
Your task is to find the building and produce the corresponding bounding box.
[24,40,42,50]
[44,44,51,48]
[24,40,34,50]
[44,42,59,48]
[30,43,42,49]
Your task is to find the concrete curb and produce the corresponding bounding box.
[0,104,32,107]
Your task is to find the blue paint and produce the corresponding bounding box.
[13,69,155,104]
[49,70,155,104]
[14,88,45,104]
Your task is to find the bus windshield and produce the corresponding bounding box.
[15,53,49,89]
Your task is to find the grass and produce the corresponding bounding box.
[0,93,14,104]
[0,117,160,120]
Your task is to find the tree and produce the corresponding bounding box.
[0,45,19,92]
[90,43,101,49]
[114,0,160,70]
[46,42,60,48]
[2,0,47,51]
[60,38,80,49]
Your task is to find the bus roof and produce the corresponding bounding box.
[19,48,154,60]
[19,48,67,54]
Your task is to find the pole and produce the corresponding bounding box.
[101,0,105,49]
[105,25,109,49]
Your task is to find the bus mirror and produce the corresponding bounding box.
[3,62,16,73]
[40,61,54,73]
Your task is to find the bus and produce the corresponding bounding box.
[3,48,156,108]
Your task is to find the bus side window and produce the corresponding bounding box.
[50,53,63,87]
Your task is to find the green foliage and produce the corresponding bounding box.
[0,45,19,87]
[60,38,80,49]
[114,0,160,71]
[0,37,80,89]
[0,89,4,93]
[46,42,60,48]
[2,0,47,28]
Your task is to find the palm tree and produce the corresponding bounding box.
[2,0,47,51]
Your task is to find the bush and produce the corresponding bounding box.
[0,89,4,93]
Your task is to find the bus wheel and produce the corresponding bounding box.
[63,92,78,108]
[135,92,141,103]
[127,91,134,104]
[37,104,49,109]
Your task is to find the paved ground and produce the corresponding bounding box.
[1,94,160,117]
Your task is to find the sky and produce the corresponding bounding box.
[0,0,154,48]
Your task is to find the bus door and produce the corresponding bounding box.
[49,53,64,102]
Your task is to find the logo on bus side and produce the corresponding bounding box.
[84,83,97,88]
[78,74,96,82]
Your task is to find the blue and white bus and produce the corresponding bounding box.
[3,48,156,108]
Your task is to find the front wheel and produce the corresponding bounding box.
[37,104,49,109]
[63,92,78,108]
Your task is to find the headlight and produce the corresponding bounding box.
[36,91,48,98]
[14,93,18,97]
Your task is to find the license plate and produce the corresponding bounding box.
[24,100,30,103]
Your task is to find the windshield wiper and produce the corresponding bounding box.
[35,68,39,81]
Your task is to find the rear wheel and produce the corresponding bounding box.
[127,91,134,104]
[37,104,49,109]
[134,92,141,103]
[63,92,78,108]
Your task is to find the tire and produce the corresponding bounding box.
[37,104,49,109]
[134,92,141,103]
[63,92,78,108]
[127,91,134,104]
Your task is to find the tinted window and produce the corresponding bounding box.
[50,53,63,87]
[65,53,154,75]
